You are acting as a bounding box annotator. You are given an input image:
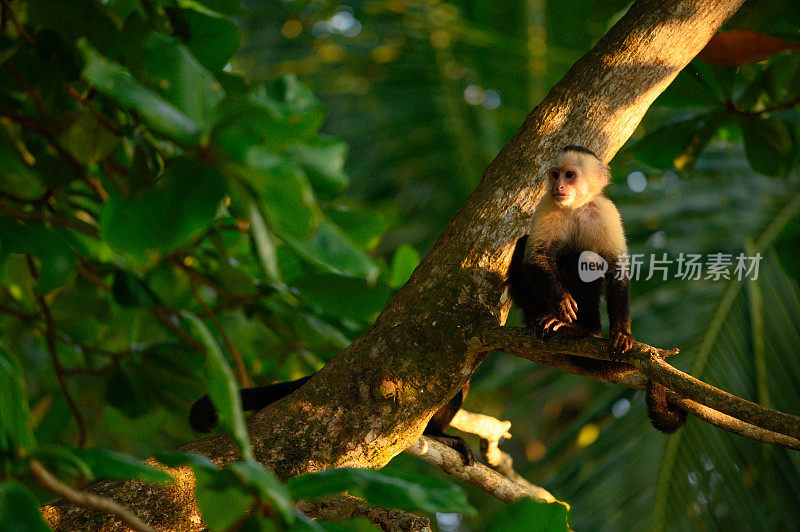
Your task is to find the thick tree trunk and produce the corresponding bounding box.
[43,0,745,529]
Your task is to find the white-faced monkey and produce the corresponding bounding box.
[510,145,686,433]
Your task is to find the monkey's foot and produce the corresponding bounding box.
[534,314,584,340]
[610,330,634,361]
[424,431,476,466]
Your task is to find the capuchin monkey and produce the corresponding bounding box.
[509,145,686,433]
[189,146,683,459]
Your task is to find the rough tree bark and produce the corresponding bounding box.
[42,0,747,529]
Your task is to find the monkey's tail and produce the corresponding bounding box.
[645,380,687,433]
[509,235,535,326]
[189,375,313,433]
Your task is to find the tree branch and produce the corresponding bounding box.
[481,325,800,450]
[405,436,564,507]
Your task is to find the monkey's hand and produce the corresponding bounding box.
[610,329,634,361]
[556,291,578,323]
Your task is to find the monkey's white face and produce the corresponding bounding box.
[548,164,591,208]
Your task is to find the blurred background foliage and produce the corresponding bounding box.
[0,0,799,529]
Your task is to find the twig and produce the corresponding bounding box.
[0,202,100,238]
[296,493,432,531]
[38,294,88,447]
[448,410,537,490]
[405,436,564,506]
[0,300,40,322]
[28,460,156,532]
[481,325,800,450]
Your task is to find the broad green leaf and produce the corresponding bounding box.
[181,311,253,461]
[213,76,325,153]
[70,448,173,484]
[195,467,256,532]
[34,28,83,81]
[288,468,474,515]
[294,274,390,323]
[389,245,420,288]
[60,112,120,165]
[740,116,799,176]
[106,364,154,417]
[0,217,76,292]
[249,202,282,284]
[193,0,243,15]
[287,220,379,281]
[100,157,225,258]
[0,481,50,532]
[487,498,571,532]
[0,131,45,201]
[81,45,201,144]
[230,461,294,521]
[767,53,800,104]
[285,136,349,199]
[324,200,398,252]
[27,0,119,58]
[628,113,727,171]
[173,8,241,72]
[124,31,224,130]
[232,165,320,240]
[154,451,218,471]
[0,349,35,453]
[111,269,156,308]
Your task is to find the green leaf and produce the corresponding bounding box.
[173,8,241,72]
[106,364,154,418]
[324,200,397,253]
[34,28,83,81]
[111,269,156,308]
[628,113,727,171]
[248,202,282,284]
[154,451,219,471]
[193,0,243,15]
[195,466,256,532]
[294,274,390,323]
[0,348,35,453]
[288,468,475,515]
[740,116,799,176]
[100,157,225,258]
[0,481,50,532]
[285,136,350,199]
[181,311,253,461]
[124,31,225,130]
[487,498,571,532]
[0,217,76,292]
[70,448,173,484]
[389,245,420,288]
[59,112,120,165]
[232,165,320,240]
[286,220,379,282]
[81,45,201,144]
[213,76,325,154]
[230,461,294,521]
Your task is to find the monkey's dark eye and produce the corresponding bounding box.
[565,171,575,179]
[550,171,559,179]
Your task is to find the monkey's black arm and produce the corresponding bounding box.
[189,376,312,433]
[604,263,631,335]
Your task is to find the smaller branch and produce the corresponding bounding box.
[449,410,542,494]
[38,294,88,447]
[404,436,564,507]
[152,305,205,353]
[0,203,100,238]
[296,493,431,532]
[482,325,800,450]
[638,354,800,441]
[0,300,40,322]
[28,460,156,532]
[183,266,251,386]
